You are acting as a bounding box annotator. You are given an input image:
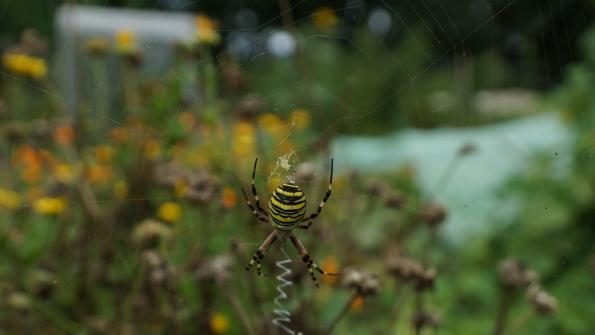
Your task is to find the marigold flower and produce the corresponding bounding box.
[209,313,229,333]
[85,164,112,184]
[1,52,47,79]
[350,295,365,312]
[157,201,182,223]
[232,121,256,158]
[143,139,161,160]
[291,108,311,130]
[109,127,129,144]
[174,180,189,198]
[195,14,221,46]
[53,125,75,147]
[95,145,115,163]
[220,187,237,208]
[52,163,74,183]
[33,197,67,215]
[0,188,22,210]
[115,29,137,54]
[21,166,42,184]
[321,256,339,285]
[258,113,286,138]
[313,6,338,30]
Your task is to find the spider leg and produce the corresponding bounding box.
[289,232,337,288]
[298,220,313,229]
[301,158,333,226]
[241,187,268,223]
[246,231,277,276]
[251,158,269,217]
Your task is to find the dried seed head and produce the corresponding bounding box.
[132,219,172,249]
[457,143,477,157]
[383,192,405,209]
[499,259,537,289]
[386,254,436,291]
[295,162,316,184]
[154,163,220,204]
[342,268,380,296]
[235,94,265,120]
[413,311,441,332]
[528,284,558,316]
[221,61,249,93]
[195,255,234,283]
[420,203,447,226]
[142,250,176,286]
[363,179,389,198]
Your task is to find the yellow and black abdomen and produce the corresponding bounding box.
[269,183,306,231]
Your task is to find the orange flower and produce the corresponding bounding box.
[21,166,42,184]
[52,163,74,183]
[95,145,115,163]
[178,112,197,133]
[85,164,112,184]
[321,256,339,285]
[143,139,161,160]
[115,29,137,54]
[220,188,237,208]
[350,295,364,312]
[109,127,129,144]
[53,125,75,147]
[313,6,338,30]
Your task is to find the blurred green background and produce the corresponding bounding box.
[1,1,595,334]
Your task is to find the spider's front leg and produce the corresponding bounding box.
[289,232,337,287]
[246,231,277,276]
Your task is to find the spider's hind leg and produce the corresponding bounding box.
[289,233,338,287]
[246,231,277,276]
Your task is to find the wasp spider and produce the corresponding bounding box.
[242,158,337,287]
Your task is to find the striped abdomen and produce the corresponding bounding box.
[269,183,306,231]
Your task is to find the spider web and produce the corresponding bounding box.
[0,0,592,333]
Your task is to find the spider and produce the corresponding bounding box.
[241,158,337,287]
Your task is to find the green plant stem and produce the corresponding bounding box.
[492,288,513,335]
[325,291,359,335]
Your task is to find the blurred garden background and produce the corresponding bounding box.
[1,0,595,334]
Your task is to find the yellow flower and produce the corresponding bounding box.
[232,121,256,158]
[53,163,74,183]
[33,197,67,215]
[174,180,189,198]
[220,188,237,209]
[258,113,287,138]
[291,109,311,130]
[95,145,115,163]
[0,188,22,210]
[209,313,229,334]
[28,57,47,79]
[313,6,338,30]
[350,295,364,312]
[1,52,47,79]
[113,180,129,200]
[195,14,221,45]
[115,29,137,54]
[143,139,161,160]
[157,202,182,223]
